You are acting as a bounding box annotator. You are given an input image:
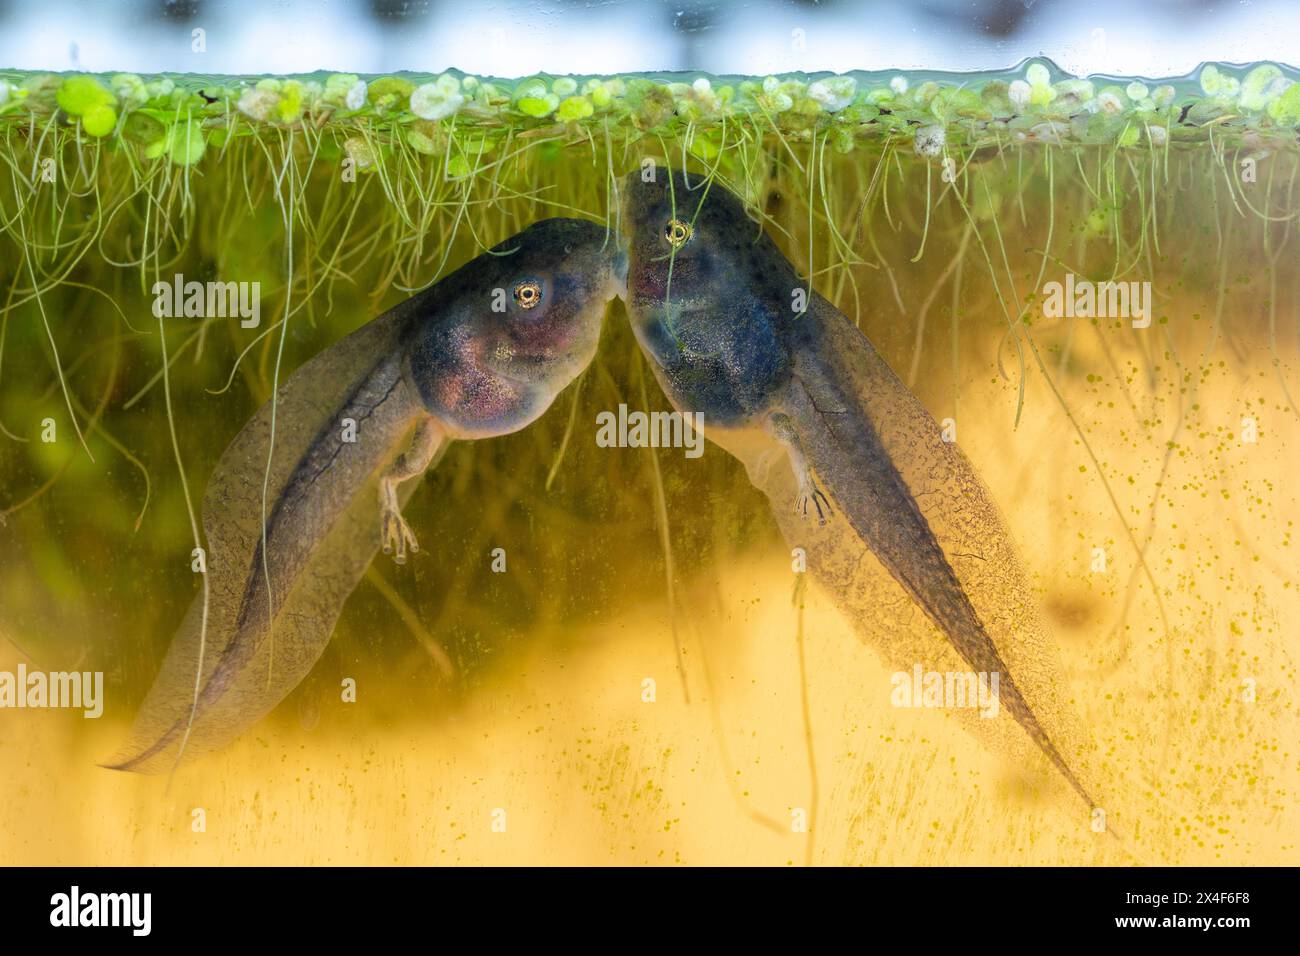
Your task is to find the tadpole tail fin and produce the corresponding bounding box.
[769,300,1110,817]
[785,380,1100,811]
[105,308,426,774]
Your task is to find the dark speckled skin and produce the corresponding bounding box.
[622,170,1103,814]
[404,218,621,437]
[624,174,792,426]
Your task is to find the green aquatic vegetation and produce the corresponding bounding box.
[53,75,116,137]
[0,60,1296,178]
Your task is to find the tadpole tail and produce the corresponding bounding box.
[780,301,1105,814]
[105,309,418,774]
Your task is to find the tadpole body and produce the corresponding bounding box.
[621,170,1108,817]
[108,219,624,773]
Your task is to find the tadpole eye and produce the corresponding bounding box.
[514,280,542,310]
[664,219,693,249]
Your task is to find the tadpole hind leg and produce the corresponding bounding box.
[769,411,832,526]
[379,416,444,564]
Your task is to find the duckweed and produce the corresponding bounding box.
[0,59,1294,171]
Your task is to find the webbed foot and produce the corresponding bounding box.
[377,415,444,565]
[770,411,833,526]
[381,505,420,565]
[796,481,833,525]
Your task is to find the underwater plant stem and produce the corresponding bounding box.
[8,161,94,461]
[793,574,818,867]
[691,577,786,836]
[950,165,1027,425]
[911,159,934,264]
[259,130,298,690]
[544,368,586,493]
[363,566,455,679]
[907,221,972,388]
[637,352,690,704]
[159,304,211,777]
[985,152,1175,689]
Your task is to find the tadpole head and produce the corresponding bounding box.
[619,169,797,417]
[479,217,622,381]
[620,168,760,316]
